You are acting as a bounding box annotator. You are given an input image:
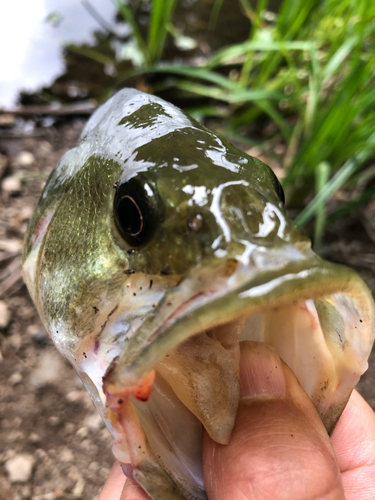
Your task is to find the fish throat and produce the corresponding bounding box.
[100,261,371,500]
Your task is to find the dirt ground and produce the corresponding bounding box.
[0,117,374,500]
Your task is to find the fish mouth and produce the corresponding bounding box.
[101,256,374,500]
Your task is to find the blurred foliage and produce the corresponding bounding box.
[65,0,375,244]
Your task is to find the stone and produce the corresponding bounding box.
[28,433,40,444]
[71,476,85,497]
[14,151,35,167]
[5,454,35,483]
[8,333,21,351]
[47,416,60,427]
[60,448,74,463]
[83,412,103,430]
[8,373,22,386]
[76,427,89,439]
[34,449,47,460]
[64,422,75,435]
[1,175,22,195]
[0,301,10,329]
[65,390,87,403]
[38,141,53,155]
[0,239,22,253]
[7,430,24,443]
[29,351,64,388]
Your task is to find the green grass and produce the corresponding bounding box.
[67,0,375,244]
[111,0,178,65]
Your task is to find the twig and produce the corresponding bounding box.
[0,102,96,117]
[81,0,119,37]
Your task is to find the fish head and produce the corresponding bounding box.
[23,89,375,500]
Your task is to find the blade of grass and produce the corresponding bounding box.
[172,80,283,102]
[65,44,114,65]
[255,100,292,140]
[209,0,226,30]
[295,133,375,226]
[148,0,177,62]
[111,0,149,64]
[239,0,268,86]
[303,48,320,134]
[149,65,242,90]
[223,129,284,165]
[313,161,331,251]
[276,0,317,38]
[322,35,359,82]
[208,40,315,67]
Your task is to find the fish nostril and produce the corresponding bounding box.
[187,214,203,232]
[223,258,238,277]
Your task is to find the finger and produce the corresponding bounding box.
[331,389,375,500]
[99,461,151,500]
[120,478,151,500]
[98,461,126,500]
[203,341,345,500]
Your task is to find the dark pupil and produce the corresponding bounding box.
[118,195,143,236]
[114,177,156,247]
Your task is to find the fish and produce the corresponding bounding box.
[23,88,375,500]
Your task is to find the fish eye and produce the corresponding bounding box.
[114,177,157,247]
[269,170,285,204]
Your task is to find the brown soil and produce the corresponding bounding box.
[0,119,374,500]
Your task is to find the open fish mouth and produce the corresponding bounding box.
[75,255,374,500]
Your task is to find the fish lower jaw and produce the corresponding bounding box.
[103,289,370,500]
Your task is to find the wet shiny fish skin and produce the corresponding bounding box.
[23,89,375,500]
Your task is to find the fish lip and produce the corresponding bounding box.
[106,256,374,391]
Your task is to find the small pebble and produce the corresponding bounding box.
[8,372,22,386]
[38,141,53,155]
[1,175,22,195]
[47,415,60,427]
[76,426,89,438]
[64,422,75,435]
[60,448,74,462]
[35,449,47,460]
[28,432,41,443]
[14,151,35,167]
[5,454,35,483]
[84,412,103,430]
[66,390,88,403]
[30,351,64,388]
[7,430,24,443]
[8,333,21,350]
[88,461,99,472]
[0,301,10,329]
[0,239,22,253]
[72,476,85,497]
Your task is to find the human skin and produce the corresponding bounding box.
[98,343,375,500]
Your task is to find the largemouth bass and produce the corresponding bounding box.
[23,89,375,500]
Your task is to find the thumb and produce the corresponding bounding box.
[203,342,345,500]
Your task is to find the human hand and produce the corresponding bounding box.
[98,343,375,500]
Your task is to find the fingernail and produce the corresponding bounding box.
[239,342,287,399]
